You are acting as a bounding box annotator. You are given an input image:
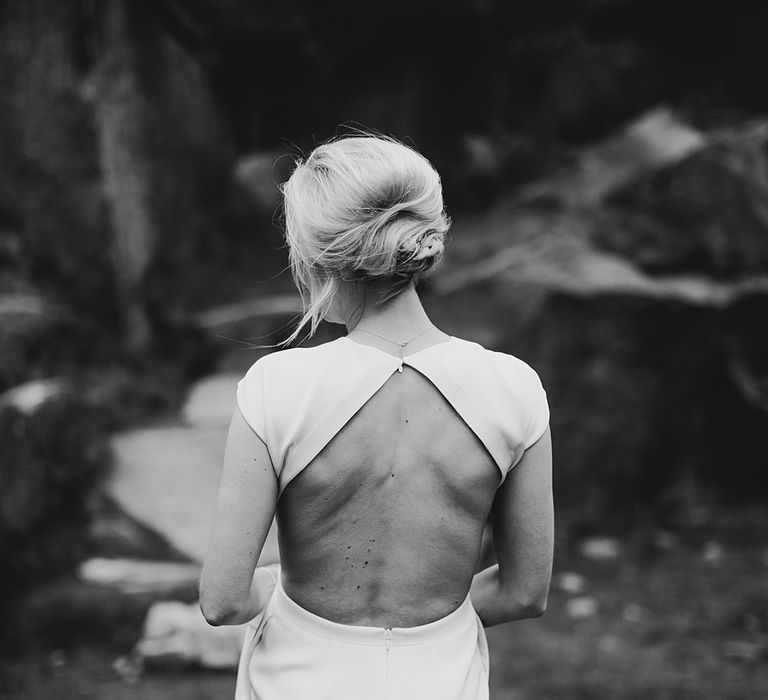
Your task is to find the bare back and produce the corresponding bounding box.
[278,365,500,628]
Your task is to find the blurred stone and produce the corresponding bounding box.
[78,558,200,595]
[702,541,725,563]
[579,537,622,560]
[597,633,621,654]
[0,292,59,325]
[566,596,599,619]
[112,654,143,683]
[182,374,239,428]
[0,379,68,415]
[502,289,768,514]
[621,602,646,623]
[109,425,230,563]
[137,601,246,670]
[721,293,768,414]
[435,207,768,306]
[652,530,678,551]
[602,119,768,276]
[435,116,768,520]
[685,505,712,527]
[553,571,587,594]
[88,497,189,562]
[519,106,705,208]
[723,639,765,662]
[48,650,67,669]
[109,381,280,565]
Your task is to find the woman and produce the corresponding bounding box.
[200,135,553,700]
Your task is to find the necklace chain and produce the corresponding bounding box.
[351,326,436,373]
[352,326,433,348]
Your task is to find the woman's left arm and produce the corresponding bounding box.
[200,407,278,626]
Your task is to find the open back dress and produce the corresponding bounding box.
[233,335,549,700]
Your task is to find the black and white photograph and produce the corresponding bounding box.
[1,1,767,698]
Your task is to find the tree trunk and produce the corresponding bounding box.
[90,0,160,351]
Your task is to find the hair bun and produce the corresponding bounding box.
[411,232,445,261]
[282,135,450,342]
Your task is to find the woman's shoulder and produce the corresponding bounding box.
[446,336,544,382]
[446,336,549,454]
[242,338,346,375]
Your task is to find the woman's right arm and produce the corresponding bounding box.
[470,427,554,627]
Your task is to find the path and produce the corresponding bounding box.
[107,373,279,566]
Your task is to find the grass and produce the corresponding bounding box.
[485,507,768,699]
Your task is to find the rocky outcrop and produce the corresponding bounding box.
[78,558,201,596]
[137,600,245,669]
[517,107,706,208]
[600,120,768,276]
[429,109,768,520]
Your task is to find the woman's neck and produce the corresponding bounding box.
[345,285,435,342]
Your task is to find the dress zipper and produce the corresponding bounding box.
[385,627,391,651]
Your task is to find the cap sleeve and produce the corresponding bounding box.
[236,360,267,443]
[520,365,550,450]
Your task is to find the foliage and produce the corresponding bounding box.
[0,396,111,646]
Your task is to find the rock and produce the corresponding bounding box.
[579,537,622,560]
[702,541,725,563]
[621,603,646,624]
[553,571,587,594]
[88,496,190,561]
[434,111,768,519]
[0,378,68,415]
[78,558,201,595]
[136,600,246,670]
[435,208,768,306]
[518,106,705,208]
[112,654,143,683]
[109,415,280,565]
[601,119,768,276]
[723,639,765,662]
[48,650,67,669]
[510,289,768,516]
[597,633,621,654]
[0,292,61,328]
[721,293,768,413]
[434,225,768,517]
[652,531,678,551]
[109,425,230,563]
[566,596,599,619]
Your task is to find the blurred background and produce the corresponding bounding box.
[2,0,768,697]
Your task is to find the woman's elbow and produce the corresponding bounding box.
[199,580,243,627]
[198,593,238,626]
[524,591,548,618]
[505,585,550,620]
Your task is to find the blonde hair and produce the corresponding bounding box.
[281,135,450,344]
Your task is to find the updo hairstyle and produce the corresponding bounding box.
[281,135,450,342]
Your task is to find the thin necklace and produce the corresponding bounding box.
[352,326,434,371]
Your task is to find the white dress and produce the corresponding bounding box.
[234,336,549,700]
